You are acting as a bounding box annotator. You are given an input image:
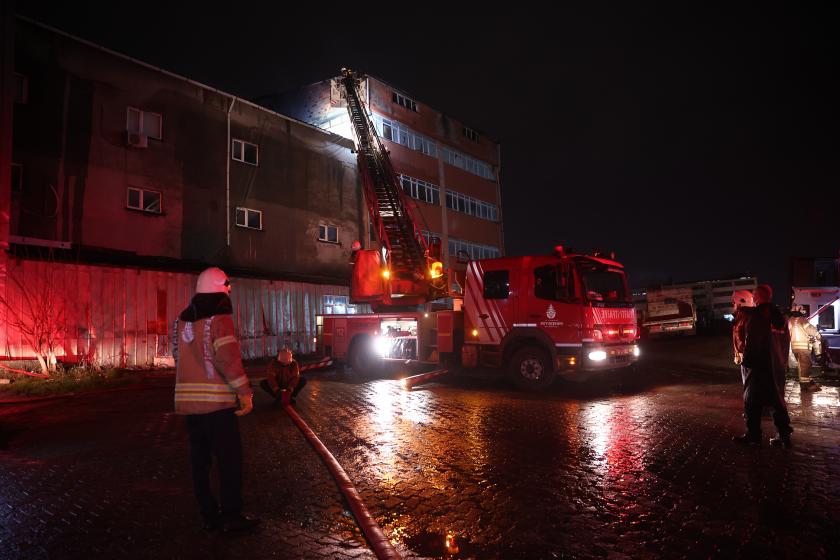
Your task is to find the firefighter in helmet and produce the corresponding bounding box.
[260,347,307,405]
[788,304,821,392]
[172,267,260,532]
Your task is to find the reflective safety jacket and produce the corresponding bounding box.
[789,315,819,352]
[173,313,252,415]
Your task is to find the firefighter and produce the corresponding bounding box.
[788,305,821,392]
[350,240,362,264]
[732,289,754,366]
[733,285,793,448]
[260,347,307,405]
[172,267,260,533]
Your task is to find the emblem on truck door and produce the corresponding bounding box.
[546,305,556,319]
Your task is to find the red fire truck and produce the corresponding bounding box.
[315,70,639,390]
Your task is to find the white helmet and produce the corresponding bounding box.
[732,289,753,308]
[196,267,231,294]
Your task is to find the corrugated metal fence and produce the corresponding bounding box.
[0,259,354,367]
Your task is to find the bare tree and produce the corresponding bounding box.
[0,262,64,375]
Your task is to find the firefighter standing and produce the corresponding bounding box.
[732,285,794,448]
[788,305,822,392]
[173,267,260,533]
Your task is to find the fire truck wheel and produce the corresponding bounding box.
[509,346,555,391]
[348,336,381,377]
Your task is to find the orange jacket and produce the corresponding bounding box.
[789,316,818,352]
[173,313,252,414]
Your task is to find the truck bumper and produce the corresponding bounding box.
[570,343,640,371]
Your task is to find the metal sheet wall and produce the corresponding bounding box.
[0,259,353,367]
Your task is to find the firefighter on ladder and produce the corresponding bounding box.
[788,305,821,392]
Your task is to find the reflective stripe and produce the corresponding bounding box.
[213,335,237,351]
[176,383,235,393]
[229,376,249,389]
[203,319,215,380]
[175,394,237,403]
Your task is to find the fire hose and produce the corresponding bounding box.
[283,404,401,560]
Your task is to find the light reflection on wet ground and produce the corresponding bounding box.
[298,366,840,559]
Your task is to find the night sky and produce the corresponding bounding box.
[15,3,839,297]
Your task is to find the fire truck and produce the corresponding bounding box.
[315,70,640,390]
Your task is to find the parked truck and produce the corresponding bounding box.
[642,287,696,337]
[315,70,639,390]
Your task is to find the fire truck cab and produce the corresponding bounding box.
[459,247,639,389]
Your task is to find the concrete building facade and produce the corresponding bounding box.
[262,74,504,281]
[1,17,369,366]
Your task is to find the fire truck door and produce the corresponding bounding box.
[332,318,348,357]
[529,264,581,345]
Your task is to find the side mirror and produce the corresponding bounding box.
[456,250,470,264]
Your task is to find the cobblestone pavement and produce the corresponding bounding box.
[1,341,839,559]
[0,379,375,559]
[297,360,840,559]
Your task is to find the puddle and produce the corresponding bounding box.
[403,530,483,558]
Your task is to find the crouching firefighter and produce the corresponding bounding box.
[260,348,307,405]
[172,267,260,533]
[732,285,794,448]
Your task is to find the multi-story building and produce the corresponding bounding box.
[262,74,504,286]
[1,16,368,366]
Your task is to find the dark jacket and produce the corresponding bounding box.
[742,302,790,380]
[266,360,300,394]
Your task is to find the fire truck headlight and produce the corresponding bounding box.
[374,336,392,357]
[471,328,479,337]
[588,350,607,362]
[633,345,641,357]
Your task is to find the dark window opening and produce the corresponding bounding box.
[484,270,510,299]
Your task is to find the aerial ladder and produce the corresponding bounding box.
[339,69,447,309]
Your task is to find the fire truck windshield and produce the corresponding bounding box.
[578,263,630,305]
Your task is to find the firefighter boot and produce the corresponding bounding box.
[769,433,793,449]
[732,433,762,446]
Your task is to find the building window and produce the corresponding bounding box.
[232,139,259,165]
[127,107,162,140]
[463,126,479,143]
[318,223,338,243]
[13,73,28,104]
[127,187,162,214]
[445,190,499,221]
[323,294,356,315]
[442,147,495,180]
[373,115,436,158]
[235,207,262,230]
[448,237,501,261]
[392,92,418,112]
[400,174,440,206]
[11,163,22,192]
